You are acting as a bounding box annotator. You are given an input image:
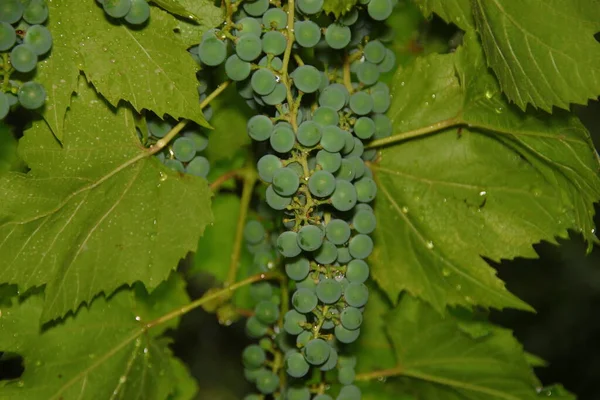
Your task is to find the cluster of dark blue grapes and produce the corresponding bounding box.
[194,0,395,398]
[147,112,211,178]
[0,0,52,119]
[95,0,150,25]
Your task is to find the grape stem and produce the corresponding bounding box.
[209,167,246,192]
[280,0,297,130]
[343,54,354,93]
[225,166,258,286]
[365,117,460,149]
[354,365,404,381]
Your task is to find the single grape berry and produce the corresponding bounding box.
[198,36,227,66]
[303,338,330,365]
[292,288,318,313]
[262,31,287,56]
[294,20,321,48]
[325,24,351,49]
[186,156,210,178]
[263,8,287,29]
[297,225,324,252]
[103,0,132,19]
[0,0,24,24]
[368,0,394,21]
[251,68,278,96]
[316,279,342,304]
[255,300,279,325]
[255,370,279,394]
[285,257,311,281]
[286,351,310,378]
[0,22,16,52]
[344,282,369,308]
[124,0,150,25]
[236,33,263,62]
[243,0,270,17]
[242,344,266,369]
[277,231,302,258]
[23,0,49,25]
[297,0,324,15]
[340,307,363,330]
[247,114,273,141]
[172,137,197,162]
[284,310,307,335]
[293,65,322,94]
[18,81,46,110]
[272,167,300,196]
[308,170,336,198]
[10,44,38,73]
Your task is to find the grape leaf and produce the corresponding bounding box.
[150,0,202,21]
[173,0,225,47]
[36,1,207,141]
[0,274,194,400]
[0,123,22,173]
[412,0,474,30]
[323,0,359,17]
[167,357,199,400]
[372,33,600,313]
[0,81,213,322]
[472,0,600,111]
[366,295,541,400]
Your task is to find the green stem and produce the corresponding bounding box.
[365,117,461,149]
[226,167,258,285]
[354,366,404,381]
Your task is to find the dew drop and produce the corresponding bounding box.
[442,268,451,277]
[401,206,409,214]
[485,90,493,99]
[119,376,127,384]
[455,284,462,291]
[426,241,434,249]
[495,106,503,114]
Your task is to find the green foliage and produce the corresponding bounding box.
[0,274,196,399]
[413,0,474,30]
[172,0,224,47]
[0,81,213,322]
[323,0,359,17]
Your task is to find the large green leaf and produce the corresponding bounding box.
[36,0,208,141]
[413,0,474,30]
[0,82,213,322]
[174,0,224,47]
[0,274,194,400]
[472,0,600,111]
[372,33,600,313]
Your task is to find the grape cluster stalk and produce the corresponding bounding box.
[193,0,395,398]
[0,0,53,120]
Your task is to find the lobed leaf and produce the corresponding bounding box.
[0,274,194,400]
[412,0,474,30]
[472,0,600,111]
[0,82,213,322]
[371,33,600,313]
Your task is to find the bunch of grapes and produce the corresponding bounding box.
[146,112,211,178]
[0,0,52,120]
[193,0,395,398]
[96,0,151,26]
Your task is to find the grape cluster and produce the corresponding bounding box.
[96,0,150,26]
[0,0,52,120]
[194,0,394,398]
[146,112,211,178]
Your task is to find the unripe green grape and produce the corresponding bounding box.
[286,351,310,378]
[242,344,266,369]
[236,33,263,61]
[247,114,273,141]
[368,0,393,21]
[266,185,292,210]
[292,288,318,313]
[246,315,269,338]
[284,309,307,335]
[320,125,345,152]
[297,121,322,147]
[353,209,376,234]
[338,384,362,399]
[346,259,369,284]
[17,81,46,110]
[251,68,277,95]
[341,130,355,154]
[270,124,295,153]
[334,324,360,343]
[285,257,311,281]
[344,282,369,307]
[334,159,354,182]
[371,90,391,113]
[255,370,279,394]
[198,36,227,66]
[0,92,9,120]
[292,65,321,93]
[164,159,184,172]
[294,20,321,48]
[378,48,396,73]
[244,220,266,244]
[262,7,287,29]
[349,234,374,259]
[297,224,324,252]
[262,82,287,105]
[23,0,49,25]
[257,154,282,182]
[185,156,210,177]
[255,300,279,324]
[339,8,359,25]
[236,17,262,37]
[337,246,352,264]
[356,61,380,86]
[354,176,377,202]
[172,137,196,162]
[10,44,37,73]
[338,366,356,385]
[103,0,132,19]
[183,130,208,151]
[307,170,335,198]
[225,54,252,81]
[0,0,24,24]
[316,278,342,304]
[326,219,351,245]
[277,231,302,258]
[244,366,268,383]
[287,386,311,400]
[147,116,171,138]
[251,282,273,302]
[319,84,348,111]
[349,91,374,115]
[258,55,283,71]
[124,0,150,25]
[272,167,299,196]
[303,338,330,365]
[373,113,393,138]
[325,23,351,49]
[297,0,323,14]
[340,306,363,331]
[316,150,342,173]
[331,180,357,212]
[364,40,386,63]
[353,116,375,140]
[313,106,339,126]
[314,240,338,264]
[243,0,270,17]
[0,22,16,52]
[262,31,287,55]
